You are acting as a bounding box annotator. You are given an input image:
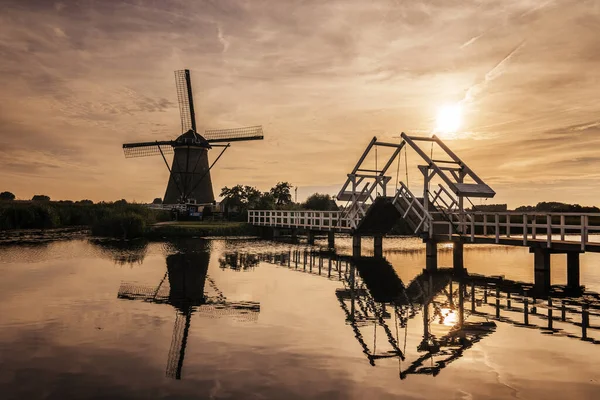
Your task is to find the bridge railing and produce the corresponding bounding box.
[434,211,600,250]
[248,210,353,231]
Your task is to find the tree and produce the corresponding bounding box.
[77,199,94,205]
[0,191,15,201]
[253,192,276,210]
[303,193,338,211]
[32,194,50,202]
[270,182,292,205]
[152,198,163,204]
[220,185,261,209]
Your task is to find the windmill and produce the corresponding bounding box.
[117,249,260,379]
[122,69,264,205]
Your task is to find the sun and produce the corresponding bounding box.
[435,103,462,135]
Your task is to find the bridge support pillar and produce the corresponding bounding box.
[272,228,281,239]
[453,242,464,272]
[291,228,298,243]
[307,230,315,245]
[425,240,437,272]
[327,231,335,249]
[533,248,551,294]
[567,252,580,290]
[374,235,383,258]
[352,235,362,258]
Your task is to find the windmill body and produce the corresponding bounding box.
[163,131,215,204]
[122,69,264,206]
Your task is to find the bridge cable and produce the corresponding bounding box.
[395,144,401,192]
[375,145,378,197]
[405,146,409,190]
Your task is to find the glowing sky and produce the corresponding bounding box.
[1,0,599,207]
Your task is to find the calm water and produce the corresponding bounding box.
[1,234,599,399]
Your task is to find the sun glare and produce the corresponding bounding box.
[435,103,462,135]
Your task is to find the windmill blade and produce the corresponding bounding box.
[117,280,171,303]
[205,125,264,143]
[174,69,197,134]
[165,310,191,380]
[122,141,174,158]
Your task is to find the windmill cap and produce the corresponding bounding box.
[174,130,210,148]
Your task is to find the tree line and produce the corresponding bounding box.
[219,182,338,216]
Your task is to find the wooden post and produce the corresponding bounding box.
[307,230,315,245]
[533,248,551,294]
[547,297,553,330]
[495,286,500,318]
[524,296,529,325]
[453,241,464,272]
[352,235,362,258]
[582,303,589,340]
[471,282,476,312]
[426,240,437,272]
[567,252,580,290]
[327,231,335,249]
[374,235,383,258]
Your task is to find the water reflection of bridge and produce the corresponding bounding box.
[245,249,599,378]
[115,240,260,380]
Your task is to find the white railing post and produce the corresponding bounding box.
[483,214,488,236]
[522,214,527,246]
[546,214,552,248]
[581,215,585,251]
[495,214,500,243]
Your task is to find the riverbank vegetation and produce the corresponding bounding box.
[0,200,170,239]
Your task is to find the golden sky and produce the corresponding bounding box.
[1,0,599,207]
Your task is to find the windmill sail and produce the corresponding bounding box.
[122,68,264,204]
[205,125,264,143]
[174,69,197,134]
[122,141,175,158]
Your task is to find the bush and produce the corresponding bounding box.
[0,201,169,235]
[91,212,147,239]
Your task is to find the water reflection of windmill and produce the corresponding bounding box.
[122,69,264,205]
[117,249,260,379]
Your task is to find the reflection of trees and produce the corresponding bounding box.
[117,245,260,380]
[219,252,260,271]
[89,238,148,266]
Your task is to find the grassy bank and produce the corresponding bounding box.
[146,221,258,239]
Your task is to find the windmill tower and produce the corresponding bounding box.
[117,248,260,379]
[122,69,264,205]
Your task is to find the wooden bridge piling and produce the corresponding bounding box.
[374,236,383,258]
[567,252,581,290]
[426,240,437,272]
[327,231,335,249]
[453,242,464,272]
[353,235,362,258]
[307,231,315,245]
[533,248,551,294]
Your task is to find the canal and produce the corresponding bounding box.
[0,235,599,399]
